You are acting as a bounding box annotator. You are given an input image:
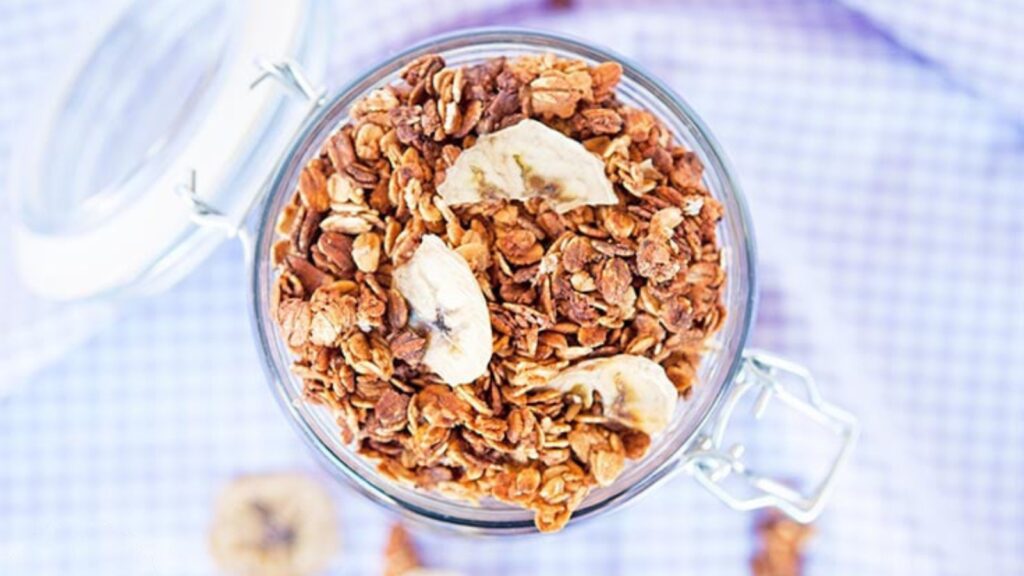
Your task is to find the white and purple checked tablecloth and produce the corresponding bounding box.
[1,0,1022,574]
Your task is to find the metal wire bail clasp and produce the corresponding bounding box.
[175,60,325,250]
[683,350,859,522]
[250,58,326,107]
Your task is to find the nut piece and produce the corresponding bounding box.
[392,235,493,385]
[548,354,678,434]
[382,523,465,576]
[352,232,382,273]
[209,474,339,576]
[437,119,616,214]
[752,513,814,576]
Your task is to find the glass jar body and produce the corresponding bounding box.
[250,29,758,535]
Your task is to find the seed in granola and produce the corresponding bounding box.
[602,209,636,241]
[327,173,363,205]
[569,270,596,293]
[454,241,490,272]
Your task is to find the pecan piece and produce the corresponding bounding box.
[590,61,622,101]
[354,122,384,161]
[388,329,427,365]
[294,207,322,256]
[316,232,356,277]
[285,254,332,293]
[298,162,330,213]
[352,232,382,273]
[325,129,356,172]
[375,389,411,431]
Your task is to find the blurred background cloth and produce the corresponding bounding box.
[1,0,1022,574]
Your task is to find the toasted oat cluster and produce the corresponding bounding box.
[751,514,814,576]
[271,53,726,532]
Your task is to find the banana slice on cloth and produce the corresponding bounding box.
[392,235,493,385]
[549,354,678,434]
[209,474,339,576]
[437,119,617,213]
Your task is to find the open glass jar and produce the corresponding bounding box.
[249,29,859,535]
[9,8,856,534]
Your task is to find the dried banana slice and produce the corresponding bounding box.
[209,474,339,576]
[438,119,617,213]
[392,235,493,385]
[549,354,678,434]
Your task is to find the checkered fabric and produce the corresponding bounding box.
[1,0,1022,574]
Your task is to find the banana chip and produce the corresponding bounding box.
[549,354,678,434]
[437,119,617,213]
[209,474,339,576]
[392,235,493,385]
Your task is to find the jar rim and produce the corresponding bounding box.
[250,26,758,534]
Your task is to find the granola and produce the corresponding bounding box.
[751,514,814,576]
[382,523,463,576]
[271,53,726,532]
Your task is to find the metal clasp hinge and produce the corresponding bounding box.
[683,350,859,522]
[174,60,325,246]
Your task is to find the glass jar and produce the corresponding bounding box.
[248,29,859,535]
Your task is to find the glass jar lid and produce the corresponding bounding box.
[8,0,328,300]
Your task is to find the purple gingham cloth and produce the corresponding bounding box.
[2,0,1022,574]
